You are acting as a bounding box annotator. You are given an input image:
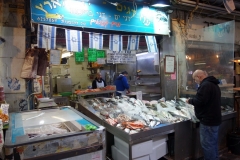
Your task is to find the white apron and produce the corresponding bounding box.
[117,90,126,95]
[96,81,104,88]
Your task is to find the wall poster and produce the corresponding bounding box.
[165,55,175,74]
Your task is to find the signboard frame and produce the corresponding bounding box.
[30,0,170,35]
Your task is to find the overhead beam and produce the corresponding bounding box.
[171,0,240,21]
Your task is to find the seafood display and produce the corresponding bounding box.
[75,85,116,94]
[81,96,199,134]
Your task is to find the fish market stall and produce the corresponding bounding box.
[4,107,105,160]
[71,96,200,159]
[70,95,236,160]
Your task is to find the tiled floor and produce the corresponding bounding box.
[220,152,240,160]
[158,151,240,160]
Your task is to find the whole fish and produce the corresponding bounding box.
[160,102,168,108]
[150,121,157,127]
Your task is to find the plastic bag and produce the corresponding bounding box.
[0,103,9,123]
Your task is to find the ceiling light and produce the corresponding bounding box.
[152,0,170,7]
[62,52,73,58]
[136,52,148,56]
[166,9,173,14]
[233,57,240,63]
[194,62,206,65]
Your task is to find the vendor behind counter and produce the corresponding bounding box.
[92,73,107,89]
[88,73,109,98]
[114,71,130,97]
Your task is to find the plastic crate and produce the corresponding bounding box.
[59,92,72,97]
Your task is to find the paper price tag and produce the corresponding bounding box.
[91,151,102,160]
[136,91,142,100]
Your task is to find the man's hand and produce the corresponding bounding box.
[126,90,130,94]
[186,98,190,104]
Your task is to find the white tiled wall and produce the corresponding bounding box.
[0,27,26,112]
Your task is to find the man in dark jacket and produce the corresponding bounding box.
[114,71,130,96]
[92,73,107,89]
[187,69,221,160]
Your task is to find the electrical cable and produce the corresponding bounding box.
[104,0,119,6]
[104,0,137,18]
[188,0,199,21]
[104,0,127,6]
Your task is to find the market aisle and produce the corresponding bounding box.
[158,152,240,160]
[220,152,240,160]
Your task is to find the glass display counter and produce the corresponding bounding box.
[5,107,105,160]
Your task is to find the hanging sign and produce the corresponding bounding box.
[75,51,85,62]
[88,48,97,62]
[187,21,235,44]
[30,0,169,35]
[107,51,136,64]
[96,50,105,58]
[97,58,106,64]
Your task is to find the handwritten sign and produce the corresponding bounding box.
[107,51,136,64]
[97,58,106,64]
[165,55,175,73]
[75,51,85,62]
[30,0,169,34]
[50,50,61,65]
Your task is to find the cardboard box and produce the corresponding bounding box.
[150,142,168,160]
[132,140,152,158]
[152,135,168,148]
[114,135,167,160]
[114,136,129,156]
[111,145,129,160]
[111,145,118,160]
[133,155,150,160]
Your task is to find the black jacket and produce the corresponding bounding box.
[189,76,222,126]
[92,78,107,89]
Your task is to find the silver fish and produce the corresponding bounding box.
[130,130,138,134]
[116,124,124,130]
[124,128,130,133]
[160,102,168,108]
[150,121,157,127]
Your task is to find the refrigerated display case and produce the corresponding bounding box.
[70,96,236,160]
[4,107,105,160]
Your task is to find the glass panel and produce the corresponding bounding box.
[14,108,83,129]
[180,21,235,109]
